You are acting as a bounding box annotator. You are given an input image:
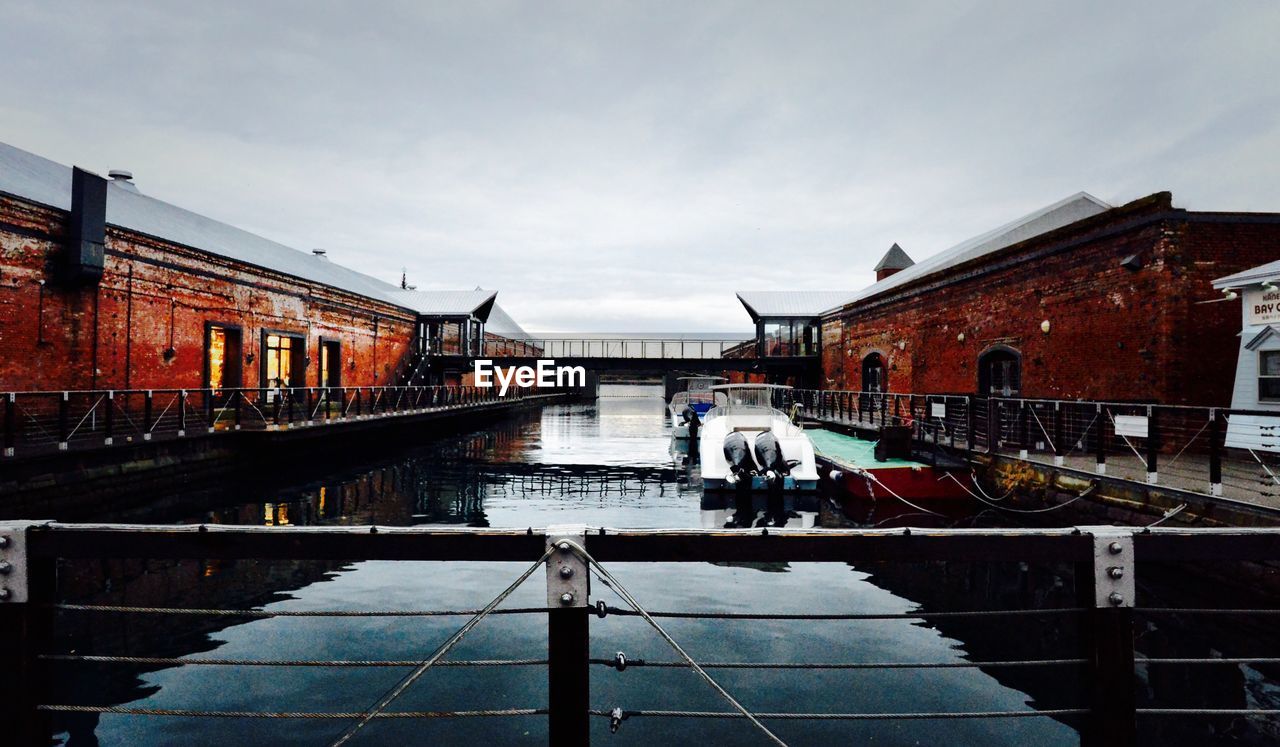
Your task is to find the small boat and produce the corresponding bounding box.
[669,376,727,438]
[698,384,819,492]
[808,426,972,502]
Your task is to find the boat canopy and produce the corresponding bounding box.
[677,375,727,392]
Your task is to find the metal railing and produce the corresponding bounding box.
[789,389,1280,509]
[1,385,545,459]
[4,522,1280,745]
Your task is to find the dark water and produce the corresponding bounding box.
[46,385,1280,745]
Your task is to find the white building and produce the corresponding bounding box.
[1213,261,1280,454]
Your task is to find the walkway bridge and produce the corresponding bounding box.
[413,336,821,389]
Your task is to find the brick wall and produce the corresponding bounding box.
[0,194,415,392]
[820,194,1280,406]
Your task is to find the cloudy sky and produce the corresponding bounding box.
[2,1,1277,332]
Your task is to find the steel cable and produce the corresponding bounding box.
[328,545,555,747]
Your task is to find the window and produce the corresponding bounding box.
[978,348,1021,397]
[319,339,341,388]
[205,324,242,392]
[861,353,886,393]
[1260,351,1280,401]
[262,332,304,389]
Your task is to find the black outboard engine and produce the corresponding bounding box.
[753,431,791,487]
[722,431,756,487]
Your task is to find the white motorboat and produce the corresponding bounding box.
[669,376,727,438]
[698,383,819,492]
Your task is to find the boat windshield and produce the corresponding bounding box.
[678,376,725,393]
[707,384,790,413]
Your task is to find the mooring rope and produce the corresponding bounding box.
[851,466,945,518]
[327,545,555,747]
[937,472,1094,515]
[559,539,789,746]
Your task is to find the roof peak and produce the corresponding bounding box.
[873,243,914,272]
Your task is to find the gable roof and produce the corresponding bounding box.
[1215,259,1280,289]
[827,192,1112,313]
[0,140,497,320]
[873,243,914,272]
[735,291,853,322]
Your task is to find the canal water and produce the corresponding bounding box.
[47,385,1280,746]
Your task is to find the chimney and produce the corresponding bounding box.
[62,167,107,286]
[873,243,914,282]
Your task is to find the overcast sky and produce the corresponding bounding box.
[2,1,1277,332]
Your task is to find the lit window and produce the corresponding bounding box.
[1260,351,1280,401]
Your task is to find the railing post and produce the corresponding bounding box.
[1018,400,1028,459]
[1145,405,1158,485]
[879,392,887,428]
[103,391,114,445]
[57,392,69,451]
[1095,404,1107,475]
[354,388,362,418]
[233,390,242,430]
[1076,527,1137,747]
[546,526,590,745]
[0,521,57,746]
[1209,408,1223,496]
[1053,401,1065,466]
[286,388,296,425]
[143,390,153,441]
[986,397,996,455]
[272,390,282,429]
[206,388,216,432]
[4,393,16,457]
[965,396,974,458]
[177,390,187,437]
[306,388,315,424]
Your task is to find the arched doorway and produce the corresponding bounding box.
[861,352,887,393]
[978,346,1021,397]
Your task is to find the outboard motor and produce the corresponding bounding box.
[753,431,791,487]
[722,431,756,487]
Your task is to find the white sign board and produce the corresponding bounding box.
[1226,414,1280,453]
[1114,415,1149,439]
[1246,287,1280,326]
[930,402,946,418]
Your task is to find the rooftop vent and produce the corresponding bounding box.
[107,169,139,192]
[312,249,329,261]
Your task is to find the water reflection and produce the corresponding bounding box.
[43,384,1280,745]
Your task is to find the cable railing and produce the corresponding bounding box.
[4,522,1280,745]
[1,385,550,459]
[788,388,1280,509]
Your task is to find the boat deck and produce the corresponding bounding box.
[807,428,918,470]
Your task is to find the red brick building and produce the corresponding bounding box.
[0,141,527,393]
[820,191,1280,405]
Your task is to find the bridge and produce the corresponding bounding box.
[415,336,822,391]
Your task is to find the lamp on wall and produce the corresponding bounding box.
[957,332,965,342]
[1223,288,1239,301]
[1264,281,1279,293]
[1040,320,1051,334]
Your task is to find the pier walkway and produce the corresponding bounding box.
[1,385,564,461]
[787,389,1280,517]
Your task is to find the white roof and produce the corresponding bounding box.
[827,192,1112,312]
[0,140,497,319]
[735,291,853,321]
[482,302,532,338]
[1214,259,1280,289]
